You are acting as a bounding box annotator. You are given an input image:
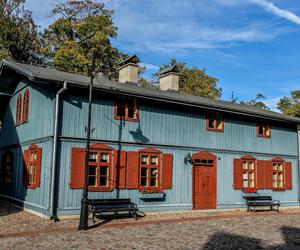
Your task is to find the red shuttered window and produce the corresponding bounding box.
[23,144,42,189]
[70,144,126,192]
[272,160,285,191]
[22,89,30,123]
[206,112,224,132]
[233,156,257,193]
[139,152,160,190]
[87,150,112,192]
[126,148,173,191]
[234,156,292,192]
[16,94,22,125]
[114,98,139,122]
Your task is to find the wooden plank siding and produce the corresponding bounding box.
[0,81,299,216]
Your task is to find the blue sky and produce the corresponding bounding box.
[25,0,300,110]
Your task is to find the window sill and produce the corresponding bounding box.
[243,188,257,193]
[15,120,28,127]
[272,188,286,192]
[25,185,37,189]
[114,116,139,122]
[88,187,113,192]
[257,134,271,138]
[206,128,224,133]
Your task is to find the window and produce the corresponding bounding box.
[139,153,160,188]
[272,161,284,190]
[87,150,112,191]
[206,112,224,132]
[114,98,138,121]
[16,94,22,125]
[24,144,42,189]
[242,160,256,191]
[257,123,271,138]
[2,151,13,185]
[27,149,37,186]
[22,89,30,123]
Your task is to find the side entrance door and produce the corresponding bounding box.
[192,151,217,209]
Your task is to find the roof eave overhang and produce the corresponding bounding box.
[67,81,300,125]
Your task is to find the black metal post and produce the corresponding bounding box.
[78,54,97,230]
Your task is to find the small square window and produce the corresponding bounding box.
[141,155,148,164]
[242,162,248,169]
[257,123,271,138]
[150,156,158,165]
[249,162,254,170]
[89,152,98,162]
[100,153,109,163]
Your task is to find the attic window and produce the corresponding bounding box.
[257,123,271,138]
[206,112,224,132]
[114,98,139,122]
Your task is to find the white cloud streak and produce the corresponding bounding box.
[250,0,300,25]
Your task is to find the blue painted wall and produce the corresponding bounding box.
[60,91,298,156]
[0,80,55,147]
[0,81,299,216]
[55,140,299,215]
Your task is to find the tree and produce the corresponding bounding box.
[0,0,41,62]
[42,0,123,77]
[277,90,300,117]
[240,93,269,110]
[156,59,221,99]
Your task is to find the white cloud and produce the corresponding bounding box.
[264,97,281,111]
[140,63,159,71]
[250,0,300,25]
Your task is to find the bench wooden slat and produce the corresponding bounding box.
[243,196,280,212]
[88,198,138,222]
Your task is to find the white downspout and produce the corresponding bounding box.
[50,81,68,220]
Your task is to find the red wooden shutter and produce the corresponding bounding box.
[16,94,22,125]
[113,150,127,189]
[265,160,273,189]
[70,148,85,189]
[257,160,266,189]
[35,148,42,188]
[285,162,292,190]
[23,150,29,187]
[23,90,30,122]
[161,154,173,189]
[126,151,139,189]
[233,159,243,189]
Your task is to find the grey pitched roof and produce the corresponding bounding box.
[118,55,140,68]
[159,65,180,76]
[1,59,300,124]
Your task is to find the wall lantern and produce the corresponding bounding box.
[184,153,193,164]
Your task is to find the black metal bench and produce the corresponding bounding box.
[243,196,280,212]
[88,199,138,222]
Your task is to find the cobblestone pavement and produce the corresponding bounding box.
[1,200,300,249]
[1,212,300,249]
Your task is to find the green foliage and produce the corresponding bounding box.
[0,0,41,62]
[156,59,221,99]
[277,90,300,117]
[240,93,269,110]
[42,0,123,77]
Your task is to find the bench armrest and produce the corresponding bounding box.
[129,203,138,210]
[272,200,280,205]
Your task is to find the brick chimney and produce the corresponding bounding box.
[118,55,140,83]
[158,65,180,91]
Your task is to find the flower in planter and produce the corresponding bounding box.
[139,187,164,194]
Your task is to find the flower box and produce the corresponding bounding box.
[139,192,165,200]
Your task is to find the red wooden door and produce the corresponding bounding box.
[193,165,215,209]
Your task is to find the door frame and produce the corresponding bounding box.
[192,151,217,209]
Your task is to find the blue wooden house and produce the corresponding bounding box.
[0,57,299,218]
